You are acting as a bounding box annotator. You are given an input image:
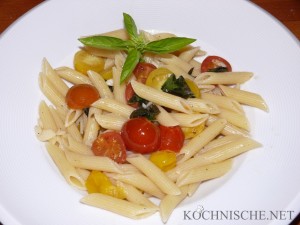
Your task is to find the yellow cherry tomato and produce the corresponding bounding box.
[85,171,126,199]
[186,79,201,98]
[74,50,105,75]
[100,68,113,80]
[181,123,205,139]
[145,68,172,89]
[149,150,177,172]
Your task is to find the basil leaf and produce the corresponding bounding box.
[130,104,160,121]
[120,49,141,83]
[79,36,132,50]
[161,74,195,99]
[128,93,149,106]
[123,13,138,41]
[144,37,196,54]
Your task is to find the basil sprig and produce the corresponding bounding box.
[78,13,196,83]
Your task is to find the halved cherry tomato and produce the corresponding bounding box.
[133,62,157,83]
[66,84,100,109]
[74,49,105,75]
[121,117,160,153]
[149,150,177,172]
[201,56,232,73]
[125,83,139,108]
[145,68,172,90]
[185,79,201,98]
[158,125,184,152]
[91,131,127,163]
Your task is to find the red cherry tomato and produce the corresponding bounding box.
[158,125,184,152]
[125,83,139,108]
[133,62,157,83]
[201,56,232,73]
[66,84,100,109]
[121,117,160,153]
[91,131,127,163]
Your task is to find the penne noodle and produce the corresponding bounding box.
[156,105,179,127]
[117,181,158,209]
[179,47,201,62]
[83,111,100,147]
[178,118,227,163]
[94,113,127,131]
[159,185,189,223]
[170,112,208,127]
[131,80,192,114]
[194,72,253,85]
[39,101,57,131]
[65,109,83,127]
[42,58,69,97]
[186,98,220,114]
[127,154,181,195]
[219,84,269,111]
[92,98,134,118]
[112,66,127,103]
[206,115,249,137]
[46,143,86,190]
[158,54,193,73]
[64,134,93,155]
[164,64,193,81]
[167,137,261,179]
[217,108,250,131]
[197,134,243,155]
[65,151,123,174]
[176,159,233,187]
[48,106,65,132]
[187,182,201,197]
[81,193,158,219]
[87,70,114,99]
[107,173,165,199]
[201,93,244,114]
[55,66,92,85]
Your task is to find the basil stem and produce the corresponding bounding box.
[123,13,138,42]
[144,37,196,54]
[120,49,141,83]
[78,36,132,50]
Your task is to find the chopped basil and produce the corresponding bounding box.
[161,74,195,99]
[128,93,149,106]
[83,107,90,116]
[130,104,160,121]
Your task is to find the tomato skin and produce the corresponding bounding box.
[201,56,232,73]
[145,68,172,90]
[121,117,160,154]
[66,84,100,109]
[158,125,184,152]
[125,83,139,108]
[133,62,157,83]
[91,131,127,163]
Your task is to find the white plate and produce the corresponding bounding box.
[0,1,299,225]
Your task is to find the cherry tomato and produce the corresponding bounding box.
[185,79,201,98]
[91,131,127,163]
[145,68,172,90]
[121,117,160,153]
[149,150,177,172]
[74,49,105,75]
[66,84,100,109]
[133,62,157,83]
[158,125,184,152]
[201,56,232,73]
[125,83,139,108]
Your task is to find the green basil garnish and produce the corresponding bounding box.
[161,74,195,99]
[78,13,196,84]
[130,104,160,121]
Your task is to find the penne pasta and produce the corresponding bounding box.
[201,92,244,114]
[156,105,179,127]
[194,72,253,85]
[131,80,192,114]
[219,84,269,111]
[46,143,86,190]
[87,70,114,99]
[81,193,158,219]
[65,151,123,174]
[127,154,181,195]
[94,113,127,131]
[176,159,233,187]
[187,98,220,114]
[217,108,250,131]
[159,185,189,223]
[55,66,92,85]
[170,112,208,127]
